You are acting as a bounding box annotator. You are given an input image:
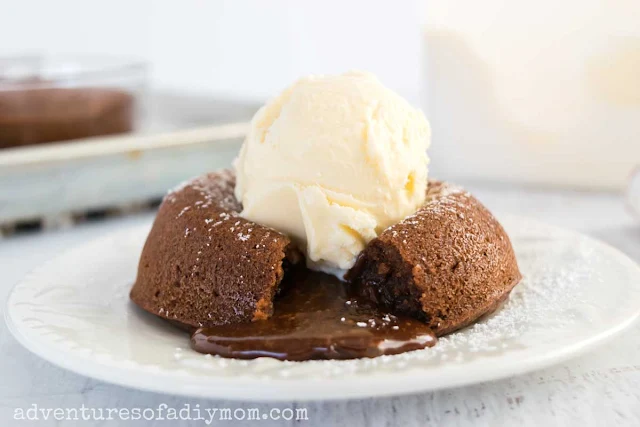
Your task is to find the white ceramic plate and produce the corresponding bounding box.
[5,215,640,401]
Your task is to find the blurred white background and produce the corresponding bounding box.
[0,0,423,103]
[1,0,638,192]
[424,0,640,190]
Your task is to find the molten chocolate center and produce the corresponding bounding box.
[191,271,436,361]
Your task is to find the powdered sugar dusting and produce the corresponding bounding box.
[12,216,640,398]
[388,181,469,234]
[421,180,470,216]
[165,169,240,213]
[163,169,291,285]
[133,175,624,378]
[169,216,617,379]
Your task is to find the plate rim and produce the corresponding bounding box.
[5,215,640,402]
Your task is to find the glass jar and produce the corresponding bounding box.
[424,0,640,189]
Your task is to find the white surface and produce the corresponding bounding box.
[0,0,424,104]
[7,215,640,402]
[424,1,640,189]
[1,185,640,424]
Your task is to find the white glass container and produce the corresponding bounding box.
[424,0,640,189]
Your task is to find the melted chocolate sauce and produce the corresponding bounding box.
[191,271,436,361]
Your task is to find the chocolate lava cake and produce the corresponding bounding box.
[131,170,521,352]
[347,181,521,336]
[130,170,301,329]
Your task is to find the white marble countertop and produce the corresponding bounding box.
[1,183,639,426]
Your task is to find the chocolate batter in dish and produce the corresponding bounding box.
[0,86,134,148]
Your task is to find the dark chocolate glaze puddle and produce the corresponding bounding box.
[191,271,436,361]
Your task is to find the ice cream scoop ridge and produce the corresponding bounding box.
[234,71,431,278]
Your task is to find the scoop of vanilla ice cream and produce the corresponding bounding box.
[234,71,430,277]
